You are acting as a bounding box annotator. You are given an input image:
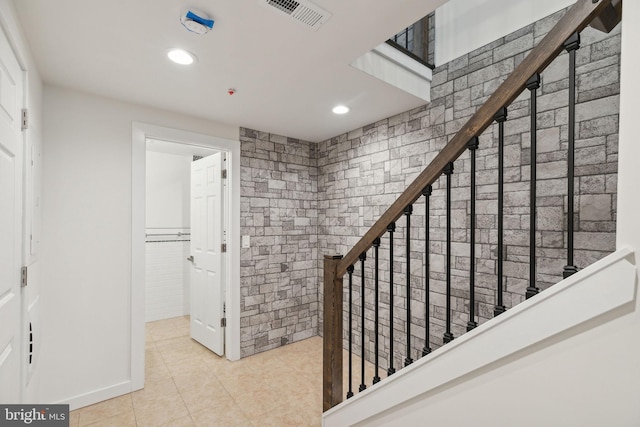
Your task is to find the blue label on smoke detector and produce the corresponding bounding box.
[186,11,214,29]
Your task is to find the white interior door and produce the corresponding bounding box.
[190,153,225,356]
[0,26,24,403]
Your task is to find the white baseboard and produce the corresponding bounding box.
[57,380,133,411]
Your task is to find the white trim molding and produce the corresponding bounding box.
[131,122,242,391]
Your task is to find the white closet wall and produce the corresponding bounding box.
[145,150,192,322]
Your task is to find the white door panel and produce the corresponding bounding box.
[190,153,224,356]
[0,23,23,403]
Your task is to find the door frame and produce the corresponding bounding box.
[0,18,26,402]
[131,122,241,390]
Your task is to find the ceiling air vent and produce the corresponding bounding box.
[263,0,331,30]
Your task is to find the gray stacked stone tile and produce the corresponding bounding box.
[239,128,318,357]
[427,12,436,66]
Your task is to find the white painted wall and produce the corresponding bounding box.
[145,151,191,230]
[41,85,238,409]
[0,0,45,404]
[145,151,192,321]
[435,0,574,65]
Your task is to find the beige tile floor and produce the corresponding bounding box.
[68,316,326,427]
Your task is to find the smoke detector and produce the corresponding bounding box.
[261,0,331,30]
[180,9,214,34]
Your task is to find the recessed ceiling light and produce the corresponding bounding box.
[167,49,196,65]
[332,105,349,114]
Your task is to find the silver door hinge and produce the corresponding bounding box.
[221,169,227,179]
[220,318,227,327]
[21,266,28,287]
[21,109,29,131]
[221,243,227,253]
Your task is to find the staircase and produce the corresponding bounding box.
[322,0,633,425]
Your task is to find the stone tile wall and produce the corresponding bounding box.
[317,8,620,373]
[239,128,318,357]
[427,12,435,66]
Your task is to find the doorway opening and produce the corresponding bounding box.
[145,139,225,355]
[131,123,241,391]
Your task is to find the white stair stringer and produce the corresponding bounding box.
[323,247,639,427]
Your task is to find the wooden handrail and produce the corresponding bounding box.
[335,0,612,278]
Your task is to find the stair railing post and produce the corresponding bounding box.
[494,107,508,317]
[359,252,367,392]
[422,186,433,355]
[467,138,479,331]
[404,205,414,366]
[443,162,455,344]
[373,238,381,384]
[346,265,354,399]
[563,32,581,279]
[387,223,396,376]
[526,73,541,298]
[323,255,344,411]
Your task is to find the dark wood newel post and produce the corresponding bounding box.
[323,254,344,411]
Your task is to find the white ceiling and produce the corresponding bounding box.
[14,0,445,142]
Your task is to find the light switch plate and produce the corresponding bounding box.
[242,235,250,249]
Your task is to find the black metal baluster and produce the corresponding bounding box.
[526,73,541,298]
[373,238,381,384]
[467,138,479,331]
[495,107,507,317]
[405,27,409,49]
[404,205,413,366]
[422,186,432,356]
[359,252,367,392]
[564,32,580,279]
[347,265,354,399]
[387,223,396,376]
[443,162,454,344]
